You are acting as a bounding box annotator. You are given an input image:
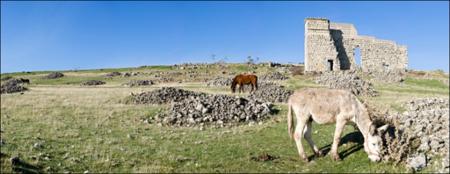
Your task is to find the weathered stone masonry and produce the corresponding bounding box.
[304,18,408,72]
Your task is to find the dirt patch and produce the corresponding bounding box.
[250,153,279,162]
[289,66,305,76]
[81,80,106,86]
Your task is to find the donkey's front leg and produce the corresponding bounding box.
[304,121,322,157]
[330,119,347,161]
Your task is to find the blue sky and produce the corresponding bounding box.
[1,1,449,73]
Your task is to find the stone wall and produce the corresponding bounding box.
[305,18,408,73]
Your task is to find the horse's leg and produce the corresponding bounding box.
[239,84,243,93]
[293,107,308,162]
[304,120,322,157]
[251,83,254,93]
[330,119,347,161]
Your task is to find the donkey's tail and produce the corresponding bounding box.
[287,100,295,139]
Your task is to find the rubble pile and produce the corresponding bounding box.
[315,71,377,96]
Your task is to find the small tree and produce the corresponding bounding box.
[211,54,216,63]
[247,56,254,65]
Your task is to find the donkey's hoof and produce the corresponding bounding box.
[315,151,324,157]
[300,156,309,162]
[332,154,342,161]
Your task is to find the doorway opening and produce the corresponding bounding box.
[354,47,361,68]
[327,60,334,71]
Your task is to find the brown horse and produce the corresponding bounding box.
[231,74,258,93]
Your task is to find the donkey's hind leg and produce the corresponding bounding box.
[304,120,322,157]
[293,108,309,162]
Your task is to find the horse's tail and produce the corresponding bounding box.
[254,75,258,90]
[287,99,295,139]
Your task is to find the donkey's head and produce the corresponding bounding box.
[366,124,389,162]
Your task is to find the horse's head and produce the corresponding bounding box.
[366,124,389,162]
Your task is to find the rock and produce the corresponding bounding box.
[104,72,121,77]
[1,79,28,94]
[81,80,106,86]
[407,153,427,171]
[33,142,44,149]
[45,72,64,79]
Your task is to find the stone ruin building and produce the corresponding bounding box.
[304,18,408,72]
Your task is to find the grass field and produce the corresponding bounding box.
[1,64,448,173]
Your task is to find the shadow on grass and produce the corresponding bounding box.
[312,131,364,161]
[10,157,42,174]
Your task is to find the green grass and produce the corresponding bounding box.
[0,91,408,172]
[403,77,448,90]
[1,65,449,173]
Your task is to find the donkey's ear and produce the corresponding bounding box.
[369,124,377,135]
[377,124,389,133]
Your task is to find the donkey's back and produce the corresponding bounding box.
[288,88,359,124]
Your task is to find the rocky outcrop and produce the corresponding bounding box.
[376,98,449,172]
